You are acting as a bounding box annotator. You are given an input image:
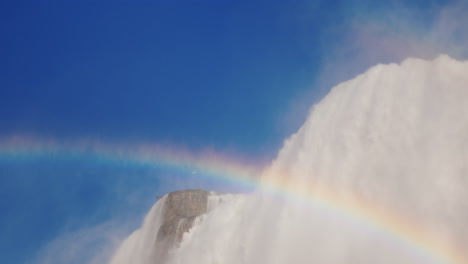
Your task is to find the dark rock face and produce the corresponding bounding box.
[156,189,210,255]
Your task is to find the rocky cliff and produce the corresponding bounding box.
[155,189,211,258]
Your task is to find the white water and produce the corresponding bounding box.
[110,55,468,264]
[109,196,167,264]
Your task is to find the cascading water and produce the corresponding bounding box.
[109,196,167,264]
[110,55,468,264]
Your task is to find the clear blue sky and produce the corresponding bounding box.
[0,0,464,263]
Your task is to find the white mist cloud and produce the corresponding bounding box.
[32,220,128,264]
[281,1,468,135]
[112,55,468,264]
[318,0,468,88]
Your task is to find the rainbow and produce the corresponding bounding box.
[1,136,466,264]
[260,177,467,264]
[0,136,262,190]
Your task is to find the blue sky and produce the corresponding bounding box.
[1,0,466,263]
[1,0,327,154]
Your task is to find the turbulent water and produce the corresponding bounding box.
[110,55,468,264]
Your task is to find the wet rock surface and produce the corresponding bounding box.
[156,189,210,254]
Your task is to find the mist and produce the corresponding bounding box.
[110,55,468,263]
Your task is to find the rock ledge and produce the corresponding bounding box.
[156,189,211,251]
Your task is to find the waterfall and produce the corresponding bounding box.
[110,55,468,264]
